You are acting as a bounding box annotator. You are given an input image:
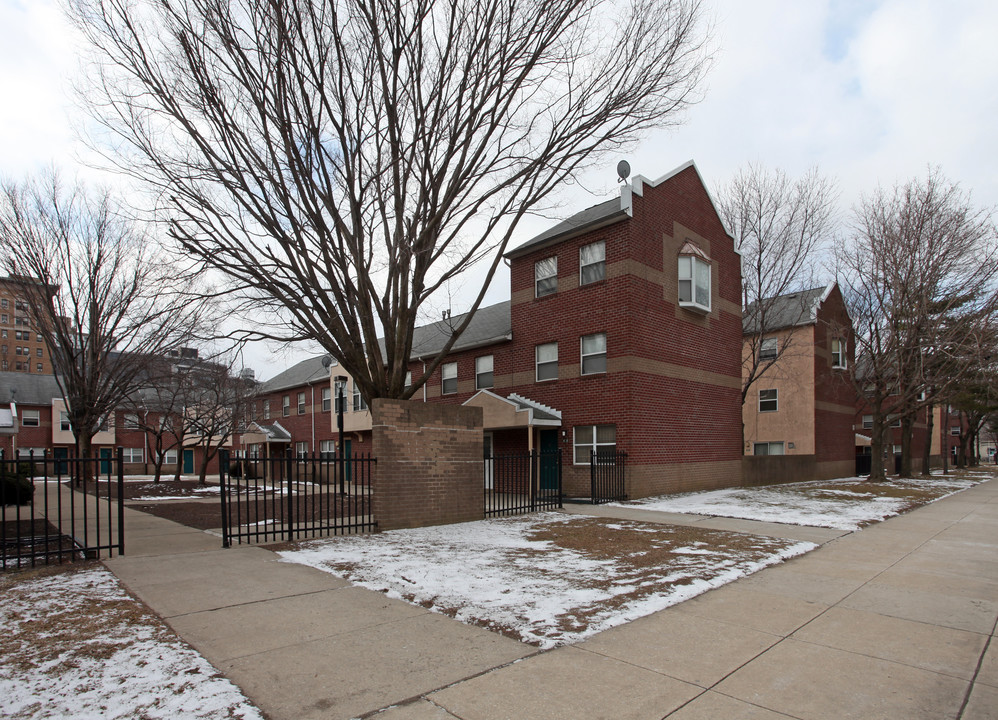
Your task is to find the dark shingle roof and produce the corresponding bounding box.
[743,285,830,334]
[407,301,512,359]
[258,356,331,393]
[504,198,626,259]
[0,372,63,407]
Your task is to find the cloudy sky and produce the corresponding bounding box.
[2,0,996,379]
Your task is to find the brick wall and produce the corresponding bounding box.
[371,399,484,530]
[813,285,858,467]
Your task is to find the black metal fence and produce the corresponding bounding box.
[219,451,376,546]
[591,450,628,504]
[1,449,125,570]
[484,450,562,517]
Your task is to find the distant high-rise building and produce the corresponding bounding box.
[0,275,56,375]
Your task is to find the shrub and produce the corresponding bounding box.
[1,463,35,506]
[228,460,243,479]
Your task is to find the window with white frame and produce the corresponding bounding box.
[678,254,711,312]
[580,241,606,285]
[951,425,961,436]
[21,409,40,427]
[16,447,46,458]
[124,413,140,430]
[890,416,901,428]
[759,389,778,413]
[831,338,847,369]
[475,355,494,390]
[535,257,557,297]
[536,342,558,381]
[753,442,785,456]
[862,414,873,429]
[282,395,290,416]
[760,337,778,361]
[295,441,308,458]
[263,400,271,420]
[36,363,42,372]
[320,440,336,458]
[404,371,412,392]
[353,383,368,411]
[297,392,306,415]
[441,362,458,395]
[123,448,144,463]
[322,387,331,412]
[574,424,616,465]
[161,449,178,465]
[581,333,606,375]
[60,411,71,431]
[334,378,347,412]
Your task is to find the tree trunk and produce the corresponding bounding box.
[868,416,888,481]
[198,445,209,486]
[899,415,914,478]
[921,401,934,476]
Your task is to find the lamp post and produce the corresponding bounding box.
[335,375,346,495]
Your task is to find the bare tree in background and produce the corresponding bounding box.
[838,169,998,481]
[0,172,215,465]
[68,0,712,401]
[716,165,837,407]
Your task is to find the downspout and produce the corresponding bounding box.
[310,382,315,453]
[422,362,427,402]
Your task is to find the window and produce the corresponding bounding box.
[678,254,711,312]
[581,333,606,375]
[37,334,43,342]
[831,338,847,369]
[14,331,22,340]
[753,442,785,456]
[295,441,308,458]
[36,363,42,372]
[322,387,331,412]
[574,424,616,465]
[353,383,368,411]
[320,440,336,459]
[0,330,5,338]
[0,314,6,324]
[123,448,144,464]
[580,241,605,285]
[862,414,873,429]
[536,342,558,381]
[441,362,458,395]
[263,400,271,420]
[161,449,178,465]
[951,426,961,436]
[0,299,5,309]
[404,371,412,392]
[124,413,139,430]
[475,355,494,390]
[60,412,71,431]
[296,392,306,415]
[1,360,6,370]
[15,346,21,355]
[36,347,42,357]
[760,337,778,361]
[1,344,5,354]
[334,378,347,412]
[759,389,778,413]
[282,395,290,416]
[21,409,40,427]
[16,447,46,459]
[98,415,110,432]
[535,257,558,297]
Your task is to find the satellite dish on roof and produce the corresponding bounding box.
[321,355,333,369]
[616,160,630,183]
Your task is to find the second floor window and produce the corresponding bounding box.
[580,241,605,285]
[334,379,347,413]
[581,333,607,375]
[476,355,494,390]
[263,400,271,420]
[297,392,306,415]
[759,389,778,413]
[678,254,711,312]
[282,395,290,416]
[21,409,40,427]
[831,338,847,369]
[760,337,777,361]
[124,413,139,430]
[353,383,368,411]
[535,257,557,297]
[60,412,71,431]
[442,362,458,395]
[322,387,331,412]
[536,342,558,381]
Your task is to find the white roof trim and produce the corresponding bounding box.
[507,393,562,420]
[811,282,837,322]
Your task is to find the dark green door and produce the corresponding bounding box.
[99,448,113,475]
[53,447,69,475]
[183,449,195,474]
[539,430,559,490]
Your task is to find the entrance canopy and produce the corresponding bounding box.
[462,390,561,431]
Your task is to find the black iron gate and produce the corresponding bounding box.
[484,449,562,517]
[219,450,376,546]
[2,449,125,570]
[591,450,627,504]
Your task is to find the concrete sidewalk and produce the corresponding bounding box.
[104,478,998,720]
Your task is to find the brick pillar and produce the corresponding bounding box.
[371,399,484,530]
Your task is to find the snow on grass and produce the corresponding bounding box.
[278,512,814,648]
[0,565,263,720]
[613,473,990,531]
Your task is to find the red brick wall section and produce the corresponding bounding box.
[371,398,484,530]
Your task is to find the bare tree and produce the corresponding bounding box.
[716,164,837,406]
[839,169,998,481]
[0,172,214,465]
[67,0,712,401]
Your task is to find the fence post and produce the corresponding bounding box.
[285,449,294,542]
[557,449,563,509]
[116,447,125,555]
[219,449,230,549]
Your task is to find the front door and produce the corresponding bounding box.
[53,447,69,475]
[99,448,113,475]
[183,449,195,474]
[539,429,559,490]
[483,432,494,490]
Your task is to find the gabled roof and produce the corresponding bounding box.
[0,372,63,406]
[249,421,292,442]
[258,356,331,393]
[403,301,512,360]
[742,285,832,334]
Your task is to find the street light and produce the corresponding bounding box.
[334,375,346,495]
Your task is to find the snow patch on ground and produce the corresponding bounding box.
[279,513,814,648]
[0,567,263,719]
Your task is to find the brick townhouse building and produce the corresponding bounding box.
[742,284,856,482]
[0,275,56,375]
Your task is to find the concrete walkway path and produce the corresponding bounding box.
[103,478,998,720]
